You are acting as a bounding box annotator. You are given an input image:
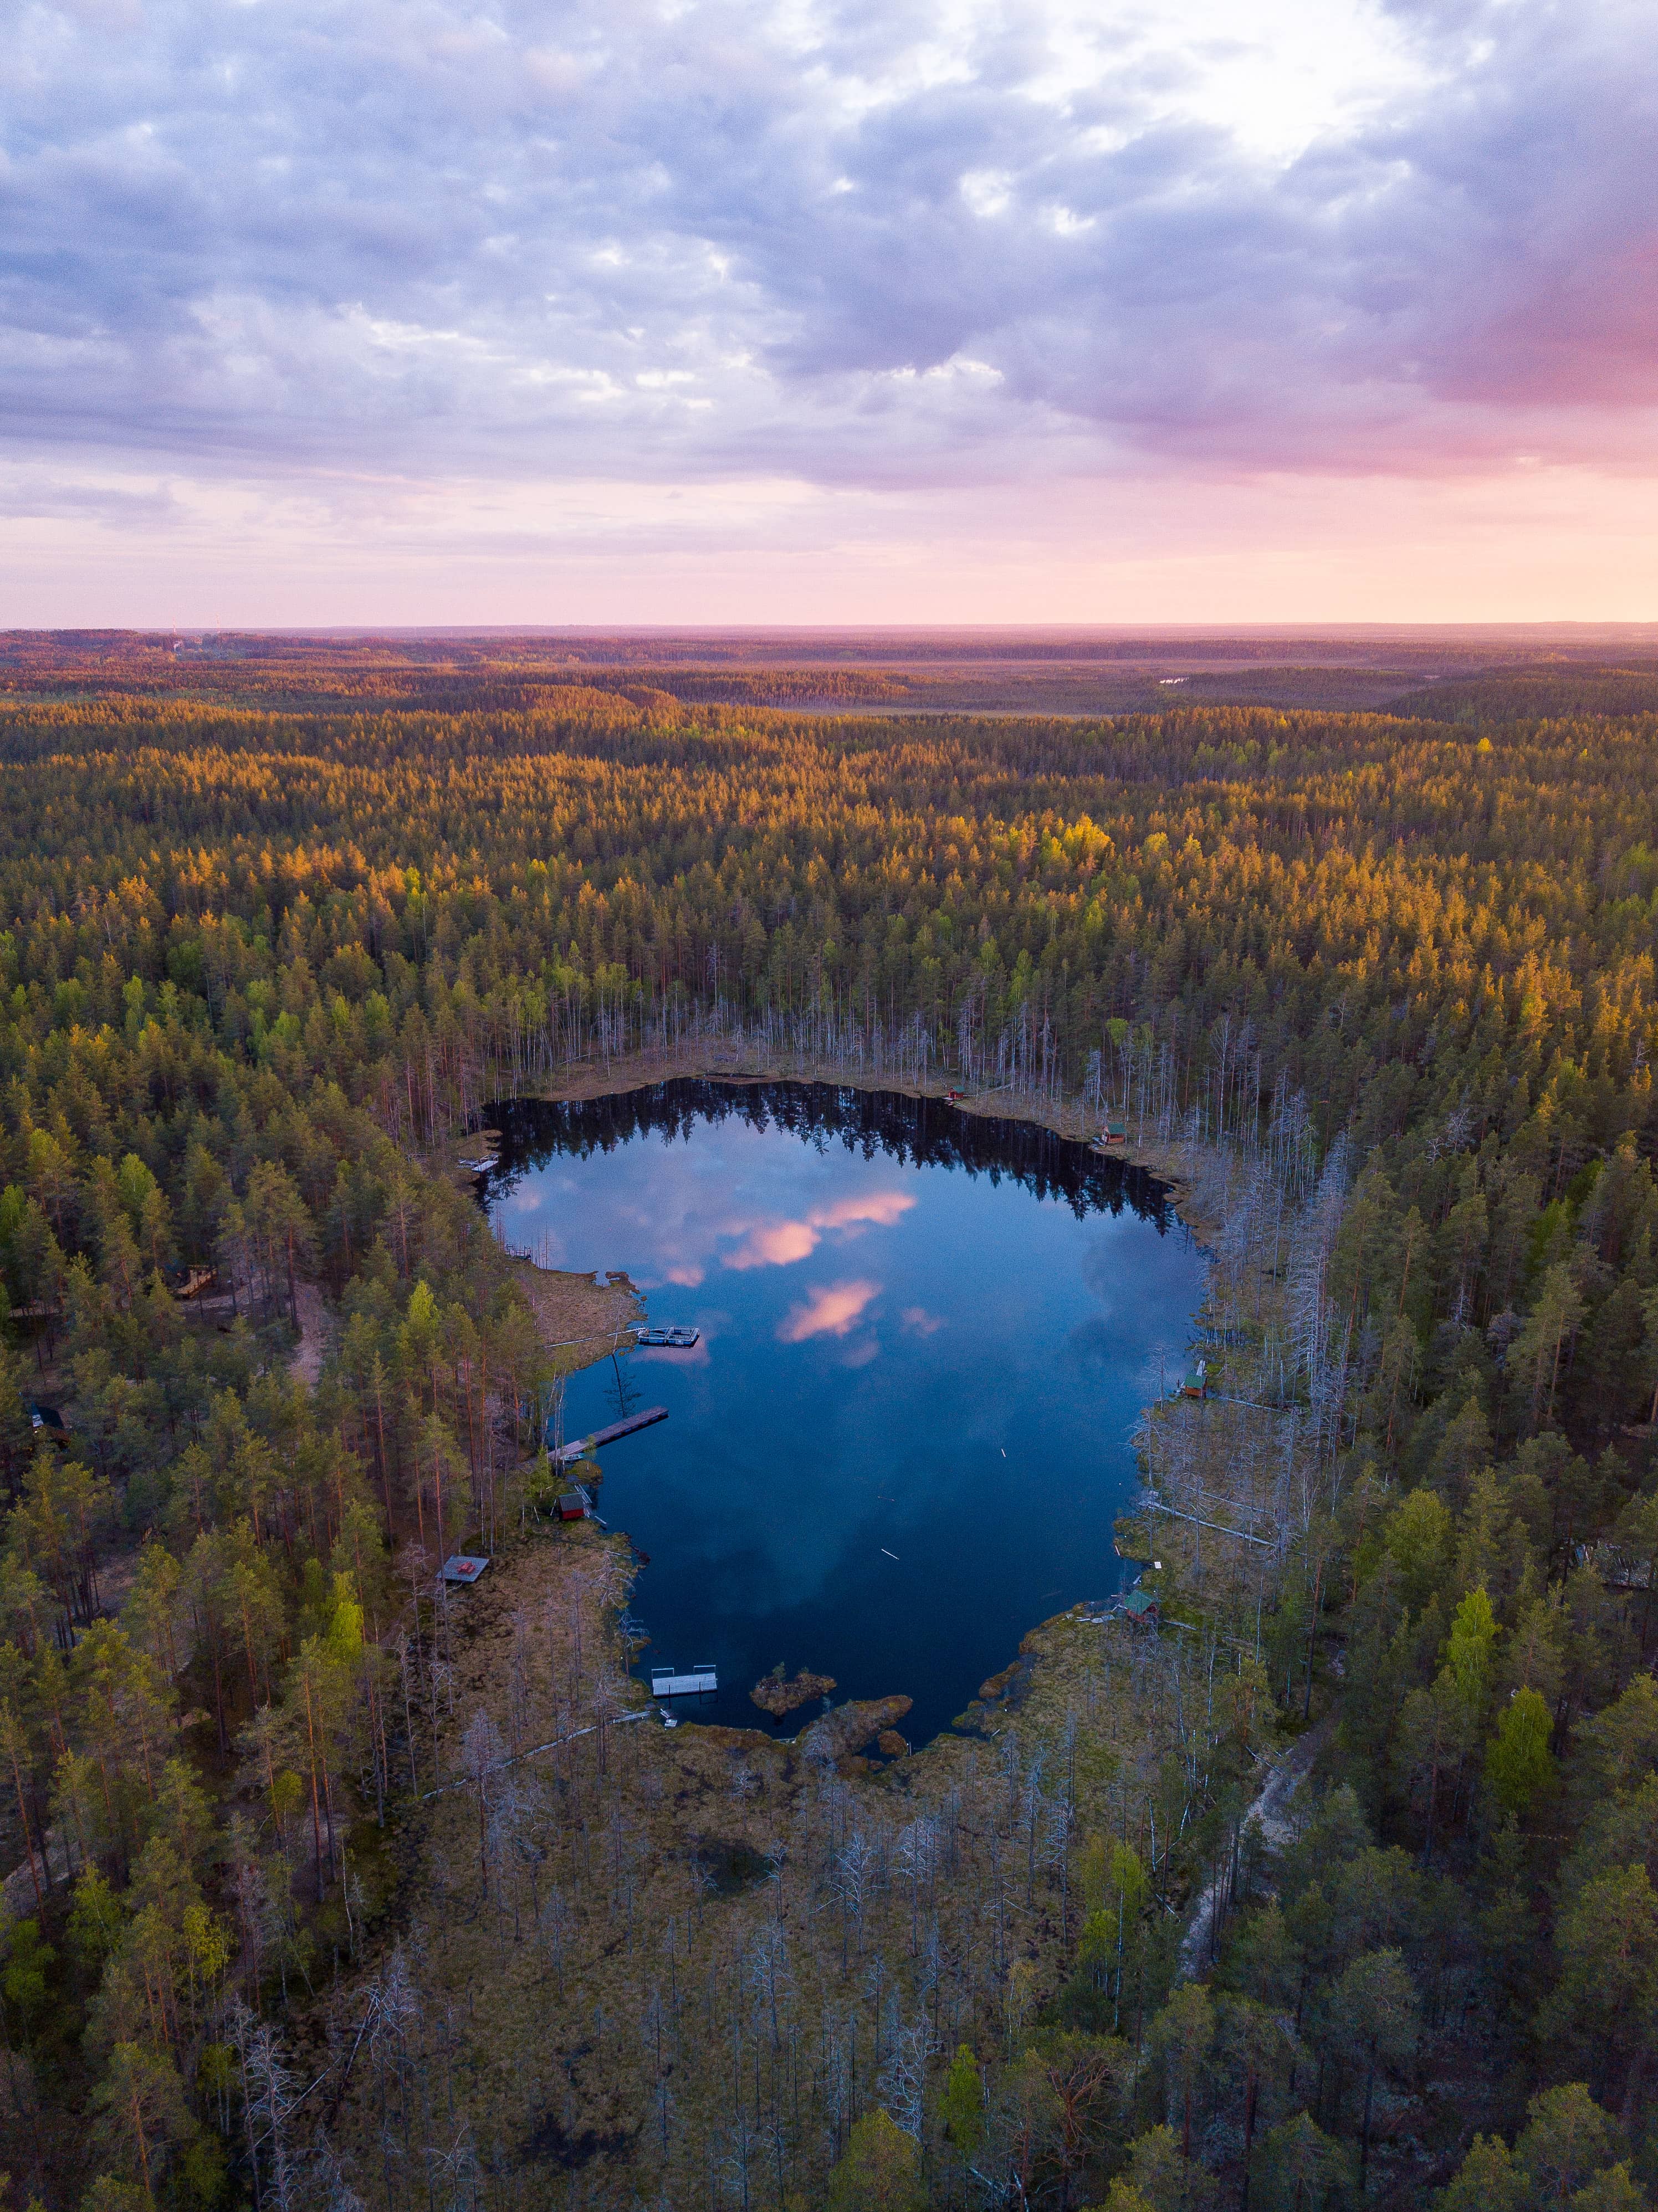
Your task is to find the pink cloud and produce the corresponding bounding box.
[900,1305,945,1337]
[13,0,1658,627]
[776,1279,881,1343]
[724,1220,821,1269]
[723,1190,914,1271]
[811,1193,914,1233]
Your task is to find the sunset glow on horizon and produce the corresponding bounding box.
[4,0,1655,623]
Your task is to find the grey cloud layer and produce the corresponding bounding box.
[3,0,1655,489]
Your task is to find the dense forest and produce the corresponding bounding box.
[4,639,1658,2209]
[8,627,1652,716]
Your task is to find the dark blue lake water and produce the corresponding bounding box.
[484,1082,1204,1746]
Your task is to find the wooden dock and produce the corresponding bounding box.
[551,1405,668,1466]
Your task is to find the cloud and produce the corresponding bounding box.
[514,1128,915,1287]
[0,468,182,529]
[900,1305,945,1336]
[4,0,1656,524]
[725,1221,821,1270]
[777,1279,882,1343]
[812,1194,915,1232]
[723,1190,914,1269]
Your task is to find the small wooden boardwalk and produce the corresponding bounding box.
[551,1405,668,1465]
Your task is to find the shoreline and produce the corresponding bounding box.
[479,1036,1221,1245]
[467,1042,1226,1769]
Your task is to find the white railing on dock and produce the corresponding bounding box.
[651,1665,718,1697]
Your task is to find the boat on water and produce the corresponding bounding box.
[636,1325,701,1348]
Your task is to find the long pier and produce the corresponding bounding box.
[551,1405,668,1465]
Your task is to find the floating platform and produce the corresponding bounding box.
[636,1325,700,1348]
[651,1663,718,1697]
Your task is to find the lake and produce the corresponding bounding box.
[483,1081,1205,1746]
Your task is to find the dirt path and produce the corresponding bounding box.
[289,1279,330,1388]
[1179,1714,1333,1978]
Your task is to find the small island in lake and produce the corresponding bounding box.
[750,1664,839,1716]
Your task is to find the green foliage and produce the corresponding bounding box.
[1122,2124,1219,2212]
[1328,1948,1417,2069]
[66,1867,124,1972]
[0,1915,54,2032]
[78,2180,152,2212]
[1096,2187,1156,2212]
[145,1755,215,1868]
[1513,2084,1624,2201]
[1543,1867,1658,2096]
[1383,1491,1454,1614]
[177,2128,227,2207]
[1252,2112,1353,2212]
[939,2044,985,2154]
[825,2109,926,2211]
[1435,2133,1524,2212]
[1149,1983,1215,2157]
[1572,2168,1651,2212]
[90,2040,193,2194]
[1444,1587,1498,1715]
[1486,1687,1557,1814]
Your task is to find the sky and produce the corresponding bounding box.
[2,0,1655,624]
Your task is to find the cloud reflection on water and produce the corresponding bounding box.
[724,1190,915,1271]
[506,1129,918,1289]
[776,1279,883,1343]
[548,1136,919,1286]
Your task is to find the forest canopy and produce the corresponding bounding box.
[4,640,1658,2209]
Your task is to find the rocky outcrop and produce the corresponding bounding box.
[798,1695,913,1765]
[750,1666,838,1717]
